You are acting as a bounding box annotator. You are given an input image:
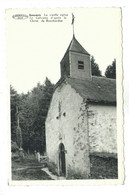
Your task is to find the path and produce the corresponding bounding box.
[41,167,66,180]
[12,156,66,180]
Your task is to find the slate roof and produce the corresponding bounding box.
[58,36,116,104]
[61,36,90,62]
[67,77,116,103]
[55,76,116,104]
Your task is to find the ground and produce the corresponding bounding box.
[89,155,118,179]
[11,153,118,180]
[12,154,52,180]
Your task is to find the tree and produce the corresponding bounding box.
[105,59,116,79]
[18,85,43,153]
[11,78,55,154]
[10,78,54,154]
[91,56,102,76]
[33,77,54,153]
[10,85,20,141]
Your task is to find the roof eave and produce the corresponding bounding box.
[86,98,116,105]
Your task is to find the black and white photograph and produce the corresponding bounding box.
[6,8,123,185]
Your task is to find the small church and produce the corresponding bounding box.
[45,34,117,179]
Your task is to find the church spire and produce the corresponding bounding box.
[60,15,91,80]
[71,13,75,38]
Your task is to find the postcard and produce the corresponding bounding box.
[6,8,123,185]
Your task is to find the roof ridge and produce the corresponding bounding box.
[70,37,74,50]
[92,76,116,81]
[60,36,90,63]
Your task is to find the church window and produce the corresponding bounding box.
[63,112,66,117]
[78,61,84,69]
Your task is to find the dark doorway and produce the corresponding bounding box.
[59,143,66,176]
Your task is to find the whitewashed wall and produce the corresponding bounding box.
[88,104,117,157]
[46,82,117,179]
[46,82,90,179]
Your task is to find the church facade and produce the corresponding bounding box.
[45,36,117,179]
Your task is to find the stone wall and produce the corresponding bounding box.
[46,82,90,179]
[88,104,117,157]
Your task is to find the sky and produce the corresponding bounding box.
[6,8,121,93]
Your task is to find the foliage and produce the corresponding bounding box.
[91,56,102,76]
[10,85,20,141]
[105,59,116,79]
[11,141,19,152]
[89,155,118,179]
[10,77,54,154]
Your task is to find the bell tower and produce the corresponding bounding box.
[60,35,91,80]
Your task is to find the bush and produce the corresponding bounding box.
[11,141,19,152]
[89,155,118,179]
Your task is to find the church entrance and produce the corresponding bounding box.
[59,143,66,176]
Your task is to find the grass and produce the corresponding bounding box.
[11,153,118,180]
[12,167,52,180]
[12,154,52,180]
[89,155,118,179]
